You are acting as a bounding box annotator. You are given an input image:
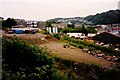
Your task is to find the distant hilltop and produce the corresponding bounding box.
[47,17,92,25]
[85,10,120,25]
[47,9,120,25]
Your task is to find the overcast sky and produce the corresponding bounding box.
[0,0,119,21]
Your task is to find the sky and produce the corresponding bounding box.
[0,0,119,21]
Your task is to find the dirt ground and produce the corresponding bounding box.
[5,33,47,39]
[5,33,116,68]
[42,42,116,68]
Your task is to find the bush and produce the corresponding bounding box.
[52,34,61,40]
[54,56,120,80]
[63,36,118,56]
[42,30,50,35]
[100,68,120,80]
[2,36,61,80]
[78,44,84,49]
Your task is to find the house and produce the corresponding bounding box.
[95,25,108,33]
[92,32,120,48]
[74,23,83,28]
[51,23,67,28]
[37,21,46,29]
[26,20,38,28]
[14,19,26,27]
[12,19,26,28]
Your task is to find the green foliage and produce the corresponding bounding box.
[54,56,120,80]
[63,36,118,56]
[42,29,50,35]
[67,24,75,28]
[52,34,61,40]
[69,42,84,49]
[87,27,97,33]
[61,26,97,34]
[2,18,17,28]
[47,18,63,22]
[85,10,120,24]
[45,21,52,27]
[2,36,120,80]
[2,36,63,80]
[100,68,120,80]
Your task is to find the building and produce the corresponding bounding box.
[67,33,86,40]
[37,21,46,29]
[26,20,38,28]
[14,19,26,26]
[87,33,96,38]
[75,23,83,28]
[92,32,120,48]
[12,25,25,28]
[51,23,67,28]
[95,25,109,33]
[46,27,58,34]
[12,19,26,28]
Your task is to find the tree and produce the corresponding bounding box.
[67,24,75,28]
[2,18,17,28]
[45,22,52,27]
[53,34,61,40]
[85,10,120,25]
[79,25,88,36]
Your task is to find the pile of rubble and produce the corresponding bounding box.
[83,48,120,62]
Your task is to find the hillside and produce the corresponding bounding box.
[47,17,92,24]
[85,10,120,25]
[2,35,120,80]
[47,10,120,25]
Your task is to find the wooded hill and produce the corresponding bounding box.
[85,10,120,25]
[47,10,120,25]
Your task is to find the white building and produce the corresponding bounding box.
[67,33,86,39]
[46,27,52,34]
[53,27,58,34]
[46,27,58,34]
[87,33,96,38]
[26,20,38,28]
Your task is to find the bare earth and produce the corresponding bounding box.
[42,42,116,68]
[5,33,116,68]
